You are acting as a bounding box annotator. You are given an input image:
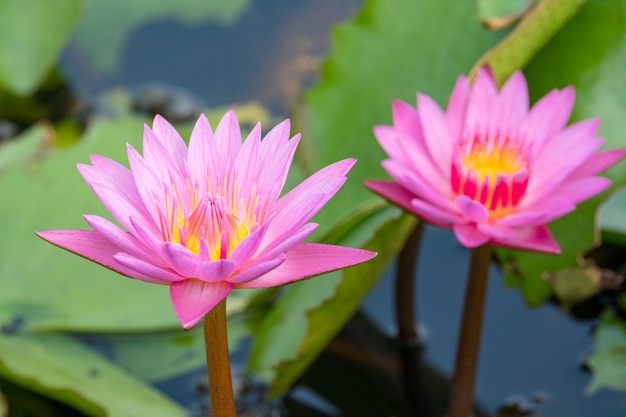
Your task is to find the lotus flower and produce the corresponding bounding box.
[38,111,376,328]
[365,69,626,253]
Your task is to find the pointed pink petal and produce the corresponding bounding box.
[83,214,153,260]
[257,223,318,262]
[151,114,188,163]
[236,243,376,289]
[521,87,575,156]
[453,223,490,248]
[161,243,199,278]
[497,70,528,134]
[227,254,287,284]
[445,75,471,141]
[497,211,546,228]
[455,195,489,223]
[197,259,237,283]
[569,148,626,179]
[170,279,233,329]
[477,222,517,240]
[126,143,163,224]
[417,93,454,166]
[523,196,576,223]
[410,198,462,227]
[213,110,242,170]
[382,159,451,210]
[365,179,417,214]
[187,114,215,192]
[257,134,300,205]
[36,230,168,284]
[259,118,291,160]
[114,252,183,283]
[392,99,423,141]
[491,225,561,254]
[557,177,611,205]
[233,123,261,188]
[228,225,267,266]
[463,68,498,140]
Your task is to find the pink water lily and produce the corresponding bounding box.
[38,111,376,329]
[366,68,626,253]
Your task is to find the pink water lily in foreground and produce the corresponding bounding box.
[38,111,376,329]
[366,68,626,253]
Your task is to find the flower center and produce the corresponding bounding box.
[159,183,262,259]
[451,136,529,218]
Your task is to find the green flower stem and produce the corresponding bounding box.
[203,299,236,417]
[447,244,492,417]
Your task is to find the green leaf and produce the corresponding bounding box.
[599,184,626,235]
[586,312,626,393]
[0,327,186,417]
[72,0,251,73]
[497,0,626,305]
[470,0,585,83]
[0,0,82,95]
[477,0,534,30]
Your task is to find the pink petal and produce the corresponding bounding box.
[228,225,267,266]
[114,252,184,283]
[521,87,575,156]
[236,243,377,289]
[445,75,471,141]
[256,222,318,262]
[151,114,188,163]
[259,118,291,161]
[160,243,199,278]
[455,195,489,223]
[463,68,498,140]
[83,214,153,260]
[497,70,528,135]
[491,225,561,254]
[256,134,300,205]
[392,99,423,141]
[557,176,611,205]
[382,159,451,210]
[453,223,490,248]
[213,110,242,173]
[197,259,237,283]
[477,222,517,240]
[569,148,626,179]
[36,230,169,284]
[497,211,546,228]
[417,93,454,170]
[169,279,233,329]
[365,179,417,214]
[410,198,462,227]
[227,254,287,284]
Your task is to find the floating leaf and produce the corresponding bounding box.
[544,266,603,309]
[0,0,82,95]
[587,312,626,393]
[0,325,186,417]
[477,0,534,30]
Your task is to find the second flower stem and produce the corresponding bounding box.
[447,243,492,417]
[204,299,236,417]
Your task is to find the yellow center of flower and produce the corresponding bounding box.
[160,180,266,259]
[452,136,529,219]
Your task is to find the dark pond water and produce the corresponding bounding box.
[54,1,626,416]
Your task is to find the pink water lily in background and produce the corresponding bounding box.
[366,68,626,253]
[38,111,376,329]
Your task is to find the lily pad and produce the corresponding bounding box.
[0,0,81,95]
[0,325,186,417]
[587,312,626,393]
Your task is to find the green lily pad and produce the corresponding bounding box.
[586,312,626,393]
[599,186,626,235]
[498,0,626,305]
[0,0,82,95]
[0,326,186,417]
[477,0,534,30]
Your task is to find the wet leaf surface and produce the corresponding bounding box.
[587,312,626,393]
[0,0,81,95]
